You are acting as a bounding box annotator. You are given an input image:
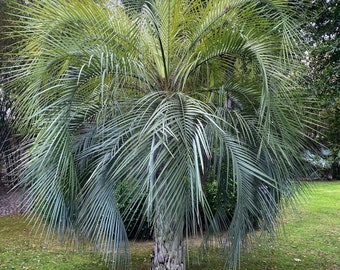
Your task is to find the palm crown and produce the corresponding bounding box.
[8,0,310,269]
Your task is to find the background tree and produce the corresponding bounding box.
[302,0,339,179]
[6,0,312,269]
[0,0,21,184]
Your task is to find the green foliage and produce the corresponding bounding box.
[0,0,13,148]
[302,0,340,174]
[0,0,25,184]
[205,161,237,229]
[115,180,152,240]
[205,180,236,220]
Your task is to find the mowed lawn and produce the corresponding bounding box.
[239,181,340,270]
[0,181,339,270]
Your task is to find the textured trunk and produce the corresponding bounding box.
[151,227,185,270]
[149,136,186,270]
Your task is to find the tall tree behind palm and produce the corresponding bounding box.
[7,0,311,269]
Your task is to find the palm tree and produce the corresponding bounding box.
[7,0,311,269]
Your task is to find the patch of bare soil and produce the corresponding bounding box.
[0,183,23,216]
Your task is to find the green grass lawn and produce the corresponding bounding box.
[0,181,339,270]
[239,181,340,270]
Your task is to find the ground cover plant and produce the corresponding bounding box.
[0,181,339,269]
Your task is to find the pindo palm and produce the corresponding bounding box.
[7,0,311,269]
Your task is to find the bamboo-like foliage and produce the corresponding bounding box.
[6,0,311,269]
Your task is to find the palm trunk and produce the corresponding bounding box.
[149,135,186,270]
[151,221,185,270]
